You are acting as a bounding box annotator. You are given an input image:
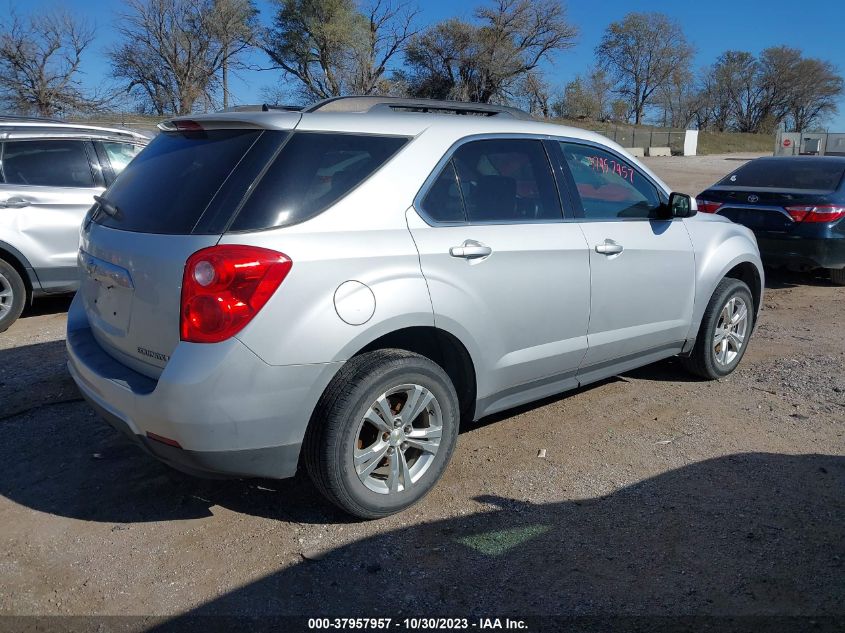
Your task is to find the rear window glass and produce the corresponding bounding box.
[94,129,262,234]
[2,140,94,188]
[230,132,407,231]
[720,159,845,191]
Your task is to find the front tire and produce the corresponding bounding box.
[681,278,754,380]
[830,268,845,286]
[304,349,460,519]
[0,259,26,334]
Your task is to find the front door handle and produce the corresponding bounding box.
[1,197,31,209]
[595,240,624,255]
[449,241,492,259]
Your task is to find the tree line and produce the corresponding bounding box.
[0,0,842,132]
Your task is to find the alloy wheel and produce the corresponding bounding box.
[353,383,443,495]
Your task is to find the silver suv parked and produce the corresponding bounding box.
[0,116,147,331]
[66,98,763,518]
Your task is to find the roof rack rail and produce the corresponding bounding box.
[219,104,303,113]
[0,114,63,123]
[303,96,534,120]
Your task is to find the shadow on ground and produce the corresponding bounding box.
[145,453,842,620]
[764,267,838,290]
[21,294,73,318]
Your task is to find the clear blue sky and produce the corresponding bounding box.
[17,0,845,128]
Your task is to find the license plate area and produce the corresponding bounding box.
[721,207,791,231]
[78,251,135,336]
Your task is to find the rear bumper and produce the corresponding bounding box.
[755,233,845,270]
[66,293,342,479]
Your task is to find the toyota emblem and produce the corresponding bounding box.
[747,195,759,203]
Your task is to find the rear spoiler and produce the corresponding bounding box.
[158,111,302,133]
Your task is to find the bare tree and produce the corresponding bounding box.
[555,67,612,121]
[656,66,697,128]
[514,72,551,117]
[261,0,417,101]
[402,0,577,103]
[785,57,843,131]
[0,7,110,116]
[111,0,238,115]
[208,0,258,109]
[596,12,693,124]
[693,46,842,133]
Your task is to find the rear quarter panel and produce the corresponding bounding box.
[222,136,440,367]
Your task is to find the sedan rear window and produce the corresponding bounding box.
[720,159,845,191]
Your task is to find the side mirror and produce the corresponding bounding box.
[669,192,696,218]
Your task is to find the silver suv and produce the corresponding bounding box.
[0,116,147,331]
[66,97,763,518]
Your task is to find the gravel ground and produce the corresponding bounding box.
[0,154,842,626]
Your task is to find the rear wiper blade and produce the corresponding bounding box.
[93,195,121,220]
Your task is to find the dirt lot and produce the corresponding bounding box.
[1,153,843,626]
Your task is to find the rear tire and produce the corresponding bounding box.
[830,268,845,286]
[0,259,26,334]
[304,349,460,519]
[681,278,754,380]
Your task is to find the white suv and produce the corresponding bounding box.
[67,97,763,518]
[0,116,147,331]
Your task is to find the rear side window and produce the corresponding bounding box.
[720,159,845,191]
[95,129,263,234]
[230,133,408,231]
[102,142,143,174]
[2,140,94,188]
[450,139,561,223]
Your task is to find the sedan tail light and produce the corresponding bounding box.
[695,198,723,213]
[181,245,292,343]
[784,205,845,223]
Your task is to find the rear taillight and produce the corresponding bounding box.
[784,205,845,223]
[696,198,723,213]
[180,245,292,343]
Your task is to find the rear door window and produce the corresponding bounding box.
[229,133,408,231]
[450,139,561,223]
[2,140,95,188]
[720,160,845,191]
[94,129,266,234]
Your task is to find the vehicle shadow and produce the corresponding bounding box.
[147,452,844,622]
[0,341,720,527]
[21,294,74,317]
[764,267,837,289]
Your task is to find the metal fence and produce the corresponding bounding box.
[582,125,688,154]
[774,131,845,156]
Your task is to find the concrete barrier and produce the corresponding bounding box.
[627,147,645,157]
[647,146,671,157]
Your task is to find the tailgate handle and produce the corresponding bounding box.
[78,251,134,289]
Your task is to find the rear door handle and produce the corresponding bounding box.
[595,240,624,255]
[449,241,492,259]
[1,197,31,209]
